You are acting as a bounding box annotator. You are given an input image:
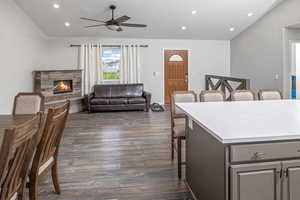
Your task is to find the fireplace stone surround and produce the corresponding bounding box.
[33,69,83,113]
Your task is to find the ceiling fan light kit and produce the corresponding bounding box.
[81,5,147,32]
[107,25,122,31]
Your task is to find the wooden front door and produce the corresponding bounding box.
[164,50,188,104]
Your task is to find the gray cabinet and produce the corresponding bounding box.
[282,160,300,200]
[185,120,300,200]
[231,160,300,200]
[231,162,281,200]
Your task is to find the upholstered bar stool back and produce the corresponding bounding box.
[231,90,256,101]
[170,91,197,179]
[200,90,225,102]
[258,89,282,100]
[172,91,197,116]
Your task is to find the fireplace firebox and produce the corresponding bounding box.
[53,80,73,94]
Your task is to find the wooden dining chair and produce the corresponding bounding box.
[171,91,197,179]
[13,93,45,115]
[231,90,256,101]
[0,114,42,200]
[200,90,225,102]
[258,89,282,100]
[29,101,70,200]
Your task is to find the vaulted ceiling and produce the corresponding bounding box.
[15,0,284,40]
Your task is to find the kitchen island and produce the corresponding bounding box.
[176,100,300,200]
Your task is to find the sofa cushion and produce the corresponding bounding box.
[94,85,110,98]
[94,84,144,98]
[109,98,128,105]
[128,97,146,104]
[90,98,109,105]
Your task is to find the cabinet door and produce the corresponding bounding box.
[282,160,300,200]
[231,162,281,200]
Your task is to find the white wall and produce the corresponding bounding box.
[297,44,300,71]
[283,28,300,97]
[287,29,300,77]
[0,0,47,114]
[44,37,230,103]
[296,43,300,98]
[287,29,300,76]
[231,0,300,96]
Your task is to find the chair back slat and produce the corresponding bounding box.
[0,114,42,200]
[32,101,70,174]
[0,134,13,186]
[13,93,45,115]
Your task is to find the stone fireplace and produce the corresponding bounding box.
[33,70,83,113]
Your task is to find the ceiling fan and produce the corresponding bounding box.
[80,5,147,32]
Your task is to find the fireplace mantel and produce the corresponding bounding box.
[33,69,83,112]
[33,69,82,73]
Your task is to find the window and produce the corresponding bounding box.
[169,55,183,62]
[102,48,121,81]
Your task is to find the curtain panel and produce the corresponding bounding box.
[80,44,103,95]
[120,45,141,84]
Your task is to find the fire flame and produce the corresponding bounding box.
[55,81,71,91]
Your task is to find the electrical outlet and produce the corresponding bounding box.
[153,72,159,77]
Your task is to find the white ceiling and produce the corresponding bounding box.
[15,0,284,40]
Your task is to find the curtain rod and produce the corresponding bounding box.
[70,44,149,48]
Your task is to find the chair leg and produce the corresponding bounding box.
[177,138,182,179]
[29,176,38,200]
[171,136,174,161]
[51,162,61,194]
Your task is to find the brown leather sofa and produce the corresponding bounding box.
[85,84,151,112]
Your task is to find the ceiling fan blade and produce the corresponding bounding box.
[120,23,147,28]
[80,17,106,23]
[85,24,106,28]
[115,15,130,23]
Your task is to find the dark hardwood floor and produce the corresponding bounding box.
[38,111,193,200]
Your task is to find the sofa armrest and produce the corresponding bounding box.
[143,91,152,112]
[84,93,94,112]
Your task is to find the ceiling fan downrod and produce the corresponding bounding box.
[110,5,116,20]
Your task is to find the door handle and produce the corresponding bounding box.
[185,74,188,83]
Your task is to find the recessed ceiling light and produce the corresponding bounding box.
[230,27,235,32]
[181,26,187,30]
[192,10,197,15]
[65,22,71,27]
[248,12,254,17]
[53,3,60,9]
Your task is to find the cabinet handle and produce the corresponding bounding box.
[253,152,266,159]
[279,169,283,178]
[278,169,289,179]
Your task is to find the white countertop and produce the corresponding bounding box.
[176,100,300,144]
